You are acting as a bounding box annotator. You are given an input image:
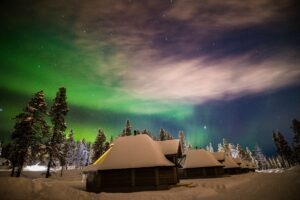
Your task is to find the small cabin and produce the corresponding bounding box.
[179,149,224,179]
[156,139,182,166]
[83,134,178,193]
[233,158,250,173]
[211,152,240,174]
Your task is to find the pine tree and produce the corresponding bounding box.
[86,142,92,166]
[222,138,230,155]
[159,128,167,141]
[92,129,106,162]
[245,147,252,161]
[123,120,132,136]
[11,90,49,177]
[65,130,76,168]
[236,144,245,159]
[291,119,300,162]
[253,144,268,170]
[229,143,238,158]
[103,142,110,152]
[218,143,224,152]
[178,131,185,153]
[272,130,293,167]
[77,139,88,168]
[46,87,68,178]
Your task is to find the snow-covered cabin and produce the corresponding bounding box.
[179,149,224,178]
[211,152,240,174]
[234,159,250,173]
[156,139,182,165]
[83,134,178,192]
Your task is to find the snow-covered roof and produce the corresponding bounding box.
[239,160,249,168]
[233,157,242,165]
[182,149,223,169]
[156,139,181,156]
[211,152,225,161]
[223,155,240,169]
[83,134,174,172]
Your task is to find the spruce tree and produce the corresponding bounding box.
[92,129,106,162]
[178,131,185,153]
[103,142,110,152]
[291,119,300,162]
[123,120,132,136]
[159,128,167,141]
[272,130,293,167]
[46,87,68,178]
[253,144,268,170]
[65,130,76,169]
[11,90,49,177]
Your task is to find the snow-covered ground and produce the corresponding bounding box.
[0,167,299,200]
[255,168,284,173]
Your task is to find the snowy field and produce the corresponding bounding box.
[0,167,299,200]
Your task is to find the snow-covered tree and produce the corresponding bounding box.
[229,143,238,158]
[222,138,230,155]
[218,143,224,152]
[236,144,245,159]
[46,87,68,178]
[11,90,49,177]
[206,142,214,152]
[253,144,268,170]
[65,130,76,168]
[75,139,88,168]
[178,131,186,153]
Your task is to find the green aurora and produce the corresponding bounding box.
[1,0,300,155]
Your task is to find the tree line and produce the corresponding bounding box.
[272,118,300,168]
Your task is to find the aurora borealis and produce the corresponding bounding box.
[0,0,299,155]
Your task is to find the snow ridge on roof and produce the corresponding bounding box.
[211,152,225,161]
[223,155,240,169]
[83,134,174,172]
[182,149,223,169]
[156,139,180,155]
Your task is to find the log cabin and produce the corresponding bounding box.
[83,134,178,193]
[179,149,224,179]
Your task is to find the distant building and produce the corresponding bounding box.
[156,139,182,165]
[83,134,178,192]
[212,152,240,174]
[179,149,224,178]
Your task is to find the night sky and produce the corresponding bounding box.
[1,0,300,155]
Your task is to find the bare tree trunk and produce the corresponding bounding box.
[60,165,63,177]
[10,164,15,177]
[16,157,24,177]
[46,154,52,178]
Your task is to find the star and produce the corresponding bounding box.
[203,125,207,129]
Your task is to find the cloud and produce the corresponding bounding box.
[166,0,289,28]
[123,50,300,104]
[7,0,299,106]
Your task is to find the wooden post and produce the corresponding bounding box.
[96,171,101,189]
[214,167,217,175]
[202,168,206,176]
[173,167,178,183]
[155,167,160,186]
[131,169,135,187]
